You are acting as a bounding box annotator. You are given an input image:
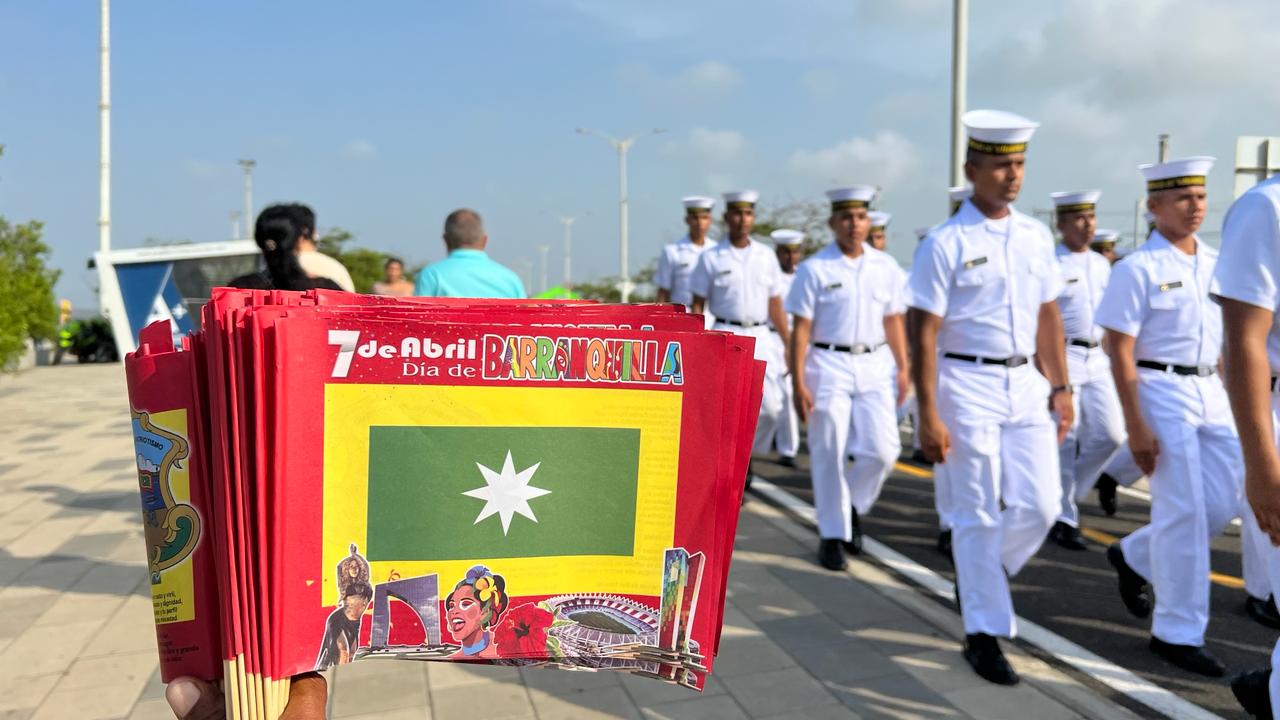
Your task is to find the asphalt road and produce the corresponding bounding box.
[752,450,1276,720]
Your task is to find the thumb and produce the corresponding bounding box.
[165,677,224,720]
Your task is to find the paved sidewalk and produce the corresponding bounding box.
[0,364,1139,719]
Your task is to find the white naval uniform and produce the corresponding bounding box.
[787,244,904,541]
[655,235,715,327]
[1097,231,1242,647]
[907,201,1063,638]
[909,239,954,532]
[1055,245,1125,527]
[850,259,910,440]
[1212,174,1280,716]
[774,271,801,459]
[690,238,787,454]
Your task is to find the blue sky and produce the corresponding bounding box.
[3,1,1278,310]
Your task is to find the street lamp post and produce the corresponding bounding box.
[576,128,664,303]
[238,159,256,238]
[949,0,968,190]
[537,245,550,294]
[559,216,575,287]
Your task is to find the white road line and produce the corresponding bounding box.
[749,476,1226,720]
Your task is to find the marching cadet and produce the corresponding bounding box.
[771,229,805,467]
[1097,156,1241,677]
[1089,229,1121,266]
[691,191,790,468]
[868,211,891,251]
[656,197,717,314]
[1048,193,1126,551]
[907,110,1072,685]
[787,186,908,571]
[1214,170,1280,717]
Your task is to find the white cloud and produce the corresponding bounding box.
[799,68,840,103]
[616,60,742,100]
[340,139,378,161]
[788,131,922,190]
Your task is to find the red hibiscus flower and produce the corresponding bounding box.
[493,603,554,657]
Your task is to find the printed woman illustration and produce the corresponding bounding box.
[445,565,508,658]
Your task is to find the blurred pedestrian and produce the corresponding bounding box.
[373,257,414,296]
[415,209,525,298]
[228,204,345,292]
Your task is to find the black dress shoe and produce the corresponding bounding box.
[843,507,863,555]
[1247,595,1280,630]
[818,539,847,571]
[1150,637,1227,677]
[1107,543,1152,618]
[937,529,953,559]
[1048,521,1088,551]
[1232,668,1274,719]
[777,455,797,468]
[963,634,1019,685]
[1096,473,1118,516]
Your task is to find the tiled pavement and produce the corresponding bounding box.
[0,364,1141,719]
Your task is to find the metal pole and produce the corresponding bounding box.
[230,211,242,241]
[1157,133,1170,163]
[618,142,631,303]
[561,216,575,287]
[238,159,256,238]
[98,0,111,253]
[949,0,968,189]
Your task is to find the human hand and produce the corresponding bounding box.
[1127,421,1159,477]
[1247,460,1280,546]
[166,673,327,720]
[1050,390,1074,444]
[919,412,951,464]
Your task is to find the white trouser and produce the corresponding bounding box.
[1118,371,1243,646]
[937,359,1061,637]
[1244,497,1270,600]
[1058,348,1125,526]
[1085,446,1146,499]
[806,346,901,540]
[718,323,785,455]
[776,375,801,458]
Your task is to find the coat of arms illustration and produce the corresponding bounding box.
[132,409,201,584]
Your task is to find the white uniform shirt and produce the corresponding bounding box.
[1212,174,1280,370]
[1095,232,1222,367]
[689,239,784,324]
[1055,245,1111,342]
[786,244,905,346]
[906,201,1063,357]
[775,271,796,331]
[654,236,713,307]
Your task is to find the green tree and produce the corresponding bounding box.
[0,218,60,370]
[570,263,656,304]
[315,227,416,294]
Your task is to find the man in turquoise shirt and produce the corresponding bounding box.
[414,209,527,298]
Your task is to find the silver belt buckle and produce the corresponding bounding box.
[1196,365,1213,377]
[851,343,869,354]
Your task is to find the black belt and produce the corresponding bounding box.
[1136,360,1216,377]
[1069,338,1100,349]
[719,319,766,328]
[814,341,885,355]
[943,352,1029,367]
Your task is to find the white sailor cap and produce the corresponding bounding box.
[963,109,1039,155]
[1050,190,1101,214]
[914,226,933,241]
[825,185,877,210]
[868,211,891,230]
[1091,229,1120,246]
[682,196,716,214]
[722,190,760,209]
[770,229,804,247]
[1139,156,1215,192]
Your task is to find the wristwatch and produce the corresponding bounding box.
[1050,384,1072,396]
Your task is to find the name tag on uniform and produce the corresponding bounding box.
[1066,277,1081,284]
[823,282,843,291]
[677,262,690,268]
[716,269,732,276]
[1159,280,1183,292]
[963,257,988,269]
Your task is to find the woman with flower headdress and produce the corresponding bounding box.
[445,565,508,658]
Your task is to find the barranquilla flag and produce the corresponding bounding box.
[322,383,683,602]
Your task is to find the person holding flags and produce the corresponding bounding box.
[1047,192,1126,551]
[691,191,790,472]
[787,186,908,571]
[656,197,717,313]
[907,110,1072,685]
[771,229,805,468]
[1097,156,1241,677]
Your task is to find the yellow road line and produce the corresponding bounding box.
[893,461,934,478]
[1079,527,1245,590]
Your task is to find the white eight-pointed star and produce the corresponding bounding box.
[461,450,552,535]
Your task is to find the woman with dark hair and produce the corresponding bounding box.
[372,257,414,297]
[228,204,345,291]
[444,565,508,658]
